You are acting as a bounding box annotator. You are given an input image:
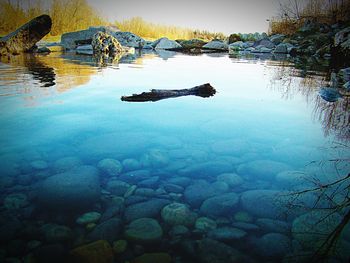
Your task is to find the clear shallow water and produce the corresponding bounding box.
[0,51,349,263]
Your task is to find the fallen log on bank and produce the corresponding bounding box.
[121,83,216,102]
[0,15,52,56]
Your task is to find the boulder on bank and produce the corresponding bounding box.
[176,39,207,49]
[202,40,228,51]
[61,26,120,50]
[154,37,182,50]
[0,14,52,56]
[92,32,122,55]
[114,31,146,48]
[335,26,350,55]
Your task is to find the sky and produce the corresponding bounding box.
[87,0,284,34]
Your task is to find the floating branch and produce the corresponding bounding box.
[121,83,216,102]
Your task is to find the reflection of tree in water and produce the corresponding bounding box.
[314,96,350,141]
[24,56,56,87]
[267,59,350,142]
[0,54,56,88]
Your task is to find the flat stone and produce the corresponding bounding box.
[76,212,101,225]
[124,198,170,222]
[195,217,217,232]
[208,227,247,241]
[124,218,163,244]
[200,193,239,217]
[98,158,123,176]
[237,160,292,179]
[37,165,100,210]
[87,218,123,243]
[161,202,196,226]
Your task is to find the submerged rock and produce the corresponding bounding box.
[124,218,163,244]
[124,198,170,222]
[70,240,114,263]
[98,158,123,176]
[76,212,101,225]
[0,15,52,55]
[41,224,72,243]
[161,202,196,226]
[208,227,247,241]
[292,209,342,250]
[37,165,100,210]
[4,193,29,209]
[182,238,244,263]
[237,160,291,179]
[195,217,217,232]
[255,233,292,259]
[87,218,123,243]
[200,192,239,217]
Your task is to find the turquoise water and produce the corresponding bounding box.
[0,51,349,263]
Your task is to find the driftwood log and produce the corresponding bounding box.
[121,83,216,102]
[0,15,52,56]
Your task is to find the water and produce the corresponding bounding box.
[0,51,349,263]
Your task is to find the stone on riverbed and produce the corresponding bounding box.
[195,217,217,232]
[255,233,292,259]
[114,31,146,48]
[237,159,291,179]
[124,218,163,244]
[0,15,52,56]
[124,198,171,222]
[161,202,197,226]
[98,158,123,176]
[87,218,123,243]
[208,227,247,241]
[200,193,239,217]
[217,173,243,187]
[37,165,101,210]
[70,240,114,263]
[76,212,101,225]
[41,223,72,242]
[4,193,29,209]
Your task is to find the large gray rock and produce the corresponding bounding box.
[269,34,285,45]
[184,181,229,208]
[114,31,146,48]
[154,37,182,50]
[182,238,245,263]
[37,165,101,210]
[87,218,123,243]
[335,27,350,51]
[255,233,291,259]
[202,40,228,51]
[237,160,291,179]
[0,15,52,55]
[208,227,247,241]
[124,198,170,222]
[161,202,197,226]
[253,39,275,49]
[273,43,288,53]
[61,26,120,50]
[124,218,163,243]
[200,193,239,217]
